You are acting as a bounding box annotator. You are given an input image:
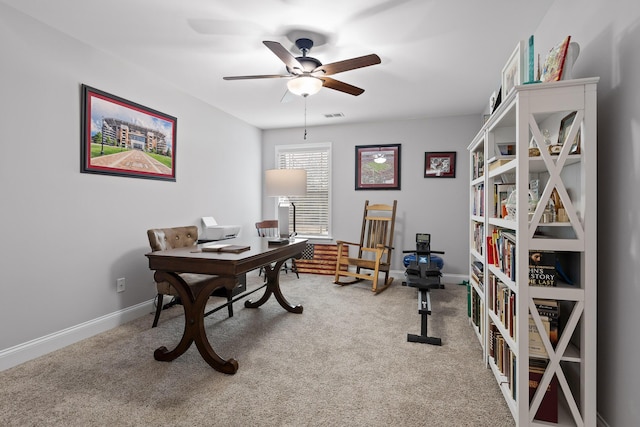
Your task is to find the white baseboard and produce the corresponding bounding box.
[0,300,154,372]
[442,273,468,285]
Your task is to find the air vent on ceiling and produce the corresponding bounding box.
[324,113,344,118]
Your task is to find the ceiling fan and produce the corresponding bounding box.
[223,38,381,97]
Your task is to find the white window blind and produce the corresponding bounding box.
[275,143,331,238]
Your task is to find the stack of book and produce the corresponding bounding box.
[471,261,484,289]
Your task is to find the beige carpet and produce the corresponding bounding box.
[0,272,514,426]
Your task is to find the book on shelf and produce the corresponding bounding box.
[511,353,517,401]
[523,35,539,84]
[541,35,571,82]
[529,299,559,358]
[473,184,484,216]
[470,290,482,329]
[488,157,515,171]
[529,250,557,286]
[528,316,550,358]
[490,273,516,339]
[486,236,495,265]
[488,229,516,280]
[492,230,500,267]
[471,260,484,282]
[489,323,497,358]
[472,150,484,180]
[489,323,516,396]
[529,359,558,423]
[535,299,559,346]
[473,223,484,255]
[201,243,251,253]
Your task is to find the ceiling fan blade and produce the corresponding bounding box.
[223,74,291,80]
[319,77,365,96]
[313,54,381,76]
[263,41,304,74]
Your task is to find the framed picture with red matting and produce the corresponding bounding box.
[355,144,401,190]
[424,151,456,178]
[81,84,177,181]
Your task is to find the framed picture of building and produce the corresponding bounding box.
[355,144,401,190]
[80,84,177,181]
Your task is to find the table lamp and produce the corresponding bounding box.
[265,169,307,237]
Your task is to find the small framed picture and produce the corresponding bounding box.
[558,111,581,154]
[501,41,525,100]
[424,151,456,178]
[355,144,401,190]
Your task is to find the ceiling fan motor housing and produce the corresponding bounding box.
[288,56,321,74]
[289,38,321,73]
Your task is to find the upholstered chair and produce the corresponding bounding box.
[147,226,234,327]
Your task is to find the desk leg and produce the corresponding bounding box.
[152,272,239,374]
[245,259,303,314]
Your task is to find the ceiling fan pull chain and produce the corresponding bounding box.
[304,96,308,140]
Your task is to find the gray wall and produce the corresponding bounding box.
[262,116,480,278]
[0,4,262,352]
[536,1,640,425]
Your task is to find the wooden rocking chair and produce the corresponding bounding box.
[334,200,397,293]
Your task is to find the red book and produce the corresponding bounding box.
[529,364,558,423]
[487,236,494,265]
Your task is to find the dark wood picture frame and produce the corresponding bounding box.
[558,111,581,154]
[424,151,456,178]
[81,84,177,181]
[355,144,401,190]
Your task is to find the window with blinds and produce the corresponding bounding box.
[275,143,331,238]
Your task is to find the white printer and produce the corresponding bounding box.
[200,216,241,241]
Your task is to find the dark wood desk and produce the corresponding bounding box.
[146,237,307,374]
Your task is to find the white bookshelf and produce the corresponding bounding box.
[467,78,598,426]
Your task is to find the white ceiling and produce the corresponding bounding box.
[3,0,554,129]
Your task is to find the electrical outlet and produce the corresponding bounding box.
[116,278,126,293]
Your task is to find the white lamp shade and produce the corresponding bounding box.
[265,169,307,196]
[287,76,323,97]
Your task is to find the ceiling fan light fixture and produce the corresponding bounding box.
[287,76,323,97]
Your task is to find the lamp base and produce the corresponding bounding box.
[277,204,290,238]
